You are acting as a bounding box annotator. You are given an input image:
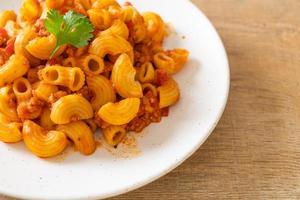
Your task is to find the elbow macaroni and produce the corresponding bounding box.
[0,10,17,28]
[87,75,116,111]
[158,78,180,108]
[40,65,85,91]
[98,98,140,125]
[0,113,22,143]
[23,120,68,158]
[0,55,30,87]
[0,86,18,122]
[0,1,189,156]
[50,94,93,124]
[111,53,142,98]
[89,33,132,58]
[26,34,66,60]
[57,121,96,155]
[102,125,126,146]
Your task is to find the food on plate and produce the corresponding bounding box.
[0,0,189,157]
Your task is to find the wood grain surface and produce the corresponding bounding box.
[2,0,300,200]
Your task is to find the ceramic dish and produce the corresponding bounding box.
[0,0,229,199]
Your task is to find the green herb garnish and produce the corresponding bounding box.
[45,10,94,58]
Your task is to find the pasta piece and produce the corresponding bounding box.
[154,50,189,74]
[0,86,18,121]
[79,54,104,75]
[143,12,166,43]
[87,9,112,30]
[14,27,41,67]
[142,83,158,97]
[45,0,65,9]
[92,0,119,9]
[122,6,147,43]
[153,52,176,75]
[12,77,32,103]
[167,49,190,72]
[157,78,180,108]
[0,55,30,87]
[32,81,58,102]
[111,53,142,98]
[98,98,140,125]
[137,62,155,83]
[102,125,126,146]
[4,20,20,38]
[40,65,85,91]
[57,121,96,155]
[100,19,129,39]
[20,0,42,23]
[87,75,116,111]
[0,113,22,143]
[39,107,55,130]
[51,94,93,124]
[89,33,132,58]
[23,120,68,158]
[26,34,66,60]
[0,10,16,28]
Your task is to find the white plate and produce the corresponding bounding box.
[0,0,229,199]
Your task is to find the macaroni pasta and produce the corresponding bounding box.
[0,0,189,157]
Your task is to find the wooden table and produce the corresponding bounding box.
[2,0,299,199]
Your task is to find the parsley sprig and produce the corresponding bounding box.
[45,10,94,58]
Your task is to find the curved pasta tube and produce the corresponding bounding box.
[87,75,116,111]
[23,120,68,158]
[92,0,119,9]
[32,81,58,102]
[122,6,146,43]
[79,54,104,75]
[0,113,22,143]
[40,107,55,130]
[14,27,41,67]
[40,65,85,91]
[12,77,32,103]
[87,9,112,30]
[157,78,180,108]
[102,125,126,146]
[0,55,30,87]
[57,121,96,155]
[51,94,93,124]
[154,50,189,74]
[111,54,142,98]
[20,0,42,23]
[143,12,166,43]
[153,52,176,74]
[0,86,18,121]
[100,20,129,39]
[89,34,132,58]
[0,10,16,28]
[167,49,190,72]
[26,34,66,60]
[142,83,158,97]
[4,20,20,38]
[98,98,140,125]
[45,0,64,9]
[137,62,155,83]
